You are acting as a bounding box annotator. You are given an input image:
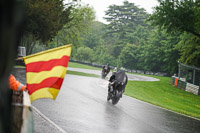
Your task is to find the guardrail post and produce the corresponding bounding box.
[178,61,181,79]
[198,85,200,95]
[11,91,23,133]
[193,69,196,85]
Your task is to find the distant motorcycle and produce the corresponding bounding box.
[101,67,109,79]
[107,81,123,105]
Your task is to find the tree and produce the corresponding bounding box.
[148,0,200,38]
[148,0,200,68]
[104,1,148,32]
[80,21,106,49]
[23,0,73,43]
[176,33,200,67]
[21,0,76,55]
[118,44,139,70]
[140,29,180,73]
[54,4,95,48]
[74,47,94,63]
[104,1,149,58]
[92,45,117,66]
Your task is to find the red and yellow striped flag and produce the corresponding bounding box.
[23,44,72,103]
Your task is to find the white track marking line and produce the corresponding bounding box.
[31,105,67,133]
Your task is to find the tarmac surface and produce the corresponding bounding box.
[13,67,200,133]
[67,67,160,81]
[33,74,200,133]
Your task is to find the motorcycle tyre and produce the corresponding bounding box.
[111,90,121,105]
[107,93,111,101]
[112,97,119,105]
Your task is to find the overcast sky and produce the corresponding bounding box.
[80,0,159,23]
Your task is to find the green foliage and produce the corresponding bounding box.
[23,0,72,43]
[19,0,200,74]
[125,76,200,119]
[176,33,200,67]
[53,4,95,48]
[148,0,200,71]
[93,45,117,66]
[74,1,180,74]
[71,1,199,75]
[141,29,180,73]
[74,46,94,63]
[21,0,77,55]
[105,1,148,31]
[104,1,149,47]
[80,21,106,49]
[118,44,139,69]
[148,0,200,38]
[98,53,116,66]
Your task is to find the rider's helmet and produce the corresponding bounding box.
[120,67,125,72]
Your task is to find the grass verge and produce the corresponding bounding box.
[15,65,25,68]
[68,61,101,70]
[67,70,100,78]
[125,76,200,119]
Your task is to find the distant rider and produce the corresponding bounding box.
[102,63,111,78]
[102,63,110,73]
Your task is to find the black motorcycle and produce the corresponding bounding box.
[107,81,123,105]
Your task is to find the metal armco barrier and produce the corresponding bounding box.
[171,76,175,85]
[171,76,200,95]
[11,91,33,133]
[185,83,199,95]
[21,91,33,133]
[177,80,187,91]
[11,67,33,133]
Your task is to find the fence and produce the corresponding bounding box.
[178,62,200,86]
[171,62,200,95]
[171,76,200,95]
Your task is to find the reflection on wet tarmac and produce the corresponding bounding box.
[33,75,200,133]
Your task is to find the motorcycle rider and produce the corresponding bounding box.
[102,63,110,73]
[108,67,128,97]
[102,63,110,78]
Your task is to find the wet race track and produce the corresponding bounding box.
[32,68,200,133]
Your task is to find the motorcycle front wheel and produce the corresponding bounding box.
[111,90,120,105]
[112,96,119,105]
[107,94,111,101]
